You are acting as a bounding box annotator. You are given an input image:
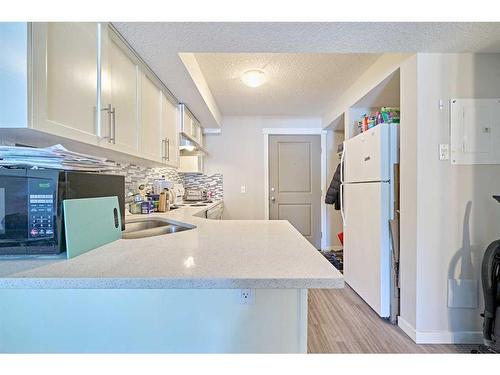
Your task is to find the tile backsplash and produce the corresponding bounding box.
[112,163,182,196]
[181,173,224,200]
[0,141,223,200]
[112,163,223,200]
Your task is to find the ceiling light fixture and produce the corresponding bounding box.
[242,69,266,88]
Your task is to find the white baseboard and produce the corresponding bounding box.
[414,330,482,344]
[397,316,417,342]
[397,316,482,344]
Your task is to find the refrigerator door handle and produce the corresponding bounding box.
[340,142,345,183]
[340,183,345,226]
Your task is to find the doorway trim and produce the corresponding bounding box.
[263,128,327,250]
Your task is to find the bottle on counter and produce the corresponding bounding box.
[141,201,154,214]
[357,120,363,134]
[361,115,369,132]
[368,116,376,129]
[158,191,167,212]
[129,202,142,214]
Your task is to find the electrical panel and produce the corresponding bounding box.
[450,99,500,165]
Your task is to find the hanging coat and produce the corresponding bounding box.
[325,163,341,210]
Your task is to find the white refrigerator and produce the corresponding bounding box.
[340,123,399,318]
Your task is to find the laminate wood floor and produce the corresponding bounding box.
[308,286,476,353]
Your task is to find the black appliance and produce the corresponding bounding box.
[474,195,500,354]
[0,169,125,255]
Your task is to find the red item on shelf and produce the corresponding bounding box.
[338,232,344,245]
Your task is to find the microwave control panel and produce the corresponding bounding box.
[28,178,55,239]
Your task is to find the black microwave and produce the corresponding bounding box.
[0,169,125,255]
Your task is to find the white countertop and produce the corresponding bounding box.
[0,201,344,289]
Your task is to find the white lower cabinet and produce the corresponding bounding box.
[206,202,224,220]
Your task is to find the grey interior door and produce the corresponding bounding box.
[269,134,321,248]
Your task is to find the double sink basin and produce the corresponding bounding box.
[122,218,195,239]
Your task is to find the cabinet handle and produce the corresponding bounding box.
[161,139,167,160]
[166,138,170,161]
[101,104,115,144]
[111,107,116,144]
[111,106,116,144]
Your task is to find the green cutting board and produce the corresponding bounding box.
[63,197,122,259]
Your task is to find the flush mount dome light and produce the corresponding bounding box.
[242,69,266,88]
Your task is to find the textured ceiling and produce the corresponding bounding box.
[194,53,381,116]
[113,22,500,124]
[116,22,500,54]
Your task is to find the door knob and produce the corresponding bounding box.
[271,196,275,202]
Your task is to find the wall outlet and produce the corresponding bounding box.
[439,144,450,161]
[238,289,254,305]
[240,185,246,193]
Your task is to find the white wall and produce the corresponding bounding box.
[398,53,500,343]
[204,116,322,220]
[319,52,500,343]
[322,53,411,129]
[399,55,419,330]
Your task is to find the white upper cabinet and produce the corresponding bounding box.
[139,72,163,162]
[0,23,29,128]
[2,22,181,167]
[180,104,203,146]
[100,25,139,154]
[32,22,99,144]
[179,155,204,174]
[192,117,203,146]
[161,93,180,167]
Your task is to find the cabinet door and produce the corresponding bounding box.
[198,127,204,147]
[191,119,201,144]
[32,23,99,144]
[179,155,204,173]
[139,72,162,161]
[190,117,197,140]
[161,93,179,167]
[100,27,139,154]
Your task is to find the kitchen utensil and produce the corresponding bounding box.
[167,188,176,205]
[158,191,167,212]
[62,196,122,259]
[153,178,173,195]
[184,188,207,201]
[172,183,185,204]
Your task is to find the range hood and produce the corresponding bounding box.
[179,134,209,156]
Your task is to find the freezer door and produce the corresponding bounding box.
[344,123,392,183]
[343,181,391,318]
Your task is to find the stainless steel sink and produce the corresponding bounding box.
[122,218,195,239]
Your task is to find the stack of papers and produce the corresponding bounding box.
[0,144,117,171]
